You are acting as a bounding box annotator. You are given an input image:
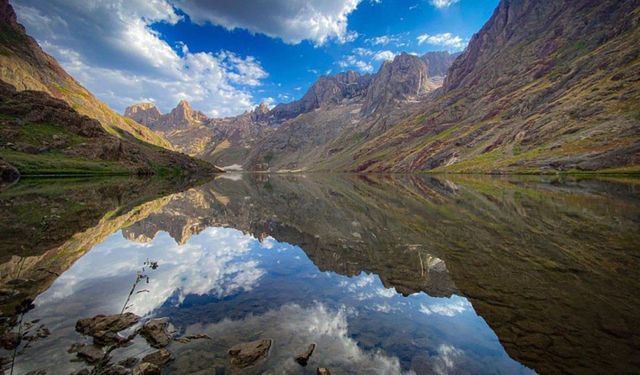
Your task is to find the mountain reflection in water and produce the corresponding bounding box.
[0,174,638,374]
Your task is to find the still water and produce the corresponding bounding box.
[0,174,638,374]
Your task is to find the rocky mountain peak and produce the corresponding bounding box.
[251,102,271,122]
[124,102,162,127]
[361,52,429,115]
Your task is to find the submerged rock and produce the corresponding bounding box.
[228,338,272,368]
[142,348,173,367]
[140,318,171,348]
[101,365,129,375]
[119,357,139,368]
[72,343,105,364]
[132,362,160,375]
[295,343,316,366]
[174,333,211,343]
[76,313,140,346]
[0,331,21,350]
[317,368,332,375]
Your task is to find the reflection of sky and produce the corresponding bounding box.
[16,227,534,374]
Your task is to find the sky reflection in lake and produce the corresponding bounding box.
[20,226,533,374]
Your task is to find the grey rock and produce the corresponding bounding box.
[228,338,272,368]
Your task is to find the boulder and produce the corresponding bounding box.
[317,368,332,375]
[76,313,140,346]
[295,343,316,366]
[142,348,173,367]
[132,362,160,375]
[228,338,272,368]
[140,318,171,348]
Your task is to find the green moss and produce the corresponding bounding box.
[14,122,87,146]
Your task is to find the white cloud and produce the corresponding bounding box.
[338,55,373,73]
[173,0,362,46]
[366,35,401,46]
[373,50,396,61]
[13,0,268,117]
[419,299,470,317]
[430,0,460,9]
[416,32,466,50]
[353,47,373,56]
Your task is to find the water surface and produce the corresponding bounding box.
[0,174,638,374]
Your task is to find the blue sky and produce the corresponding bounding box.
[13,0,498,118]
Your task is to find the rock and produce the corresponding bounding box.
[0,288,20,303]
[317,368,331,375]
[25,371,46,375]
[101,365,129,375]
[140,318,171,348]
[0,331,21,350]
[295,343,316,366]
[174,333,211,343]
[74,344,105,364]
[76,313,140,346]
[0,158,19,185]
[70,369,90,375]
[119,357,139,368]
[228,338,272,368]
[132,362,160,375]
[142,348,173,367]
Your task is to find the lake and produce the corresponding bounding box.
[0,174,638,374]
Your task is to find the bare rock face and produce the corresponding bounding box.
[75,313,140,346]
[124,103,162,127]
[228,338,272,368]
[270,71,371,121]
[361,53,429,115]
[421,51,460,77]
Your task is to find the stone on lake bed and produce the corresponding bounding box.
[71,343,104,364]
[142,348,174,367]
[295,343,316,366]
[228,338,272,368]
[75,313,140,346]
[0,331,21,350]
[317,368,332,375]
[132,362,160,375]
[140,318,172,348]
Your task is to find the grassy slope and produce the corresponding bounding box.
[0,13,172,150]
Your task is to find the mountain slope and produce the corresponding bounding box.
[0,81,219,178]
[330,0,640,173]
[0,0,172,149]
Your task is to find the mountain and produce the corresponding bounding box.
[125,53,446,170]
[331,0,640,173]
[0,0,221,179]
[421,51,461,77]
[0,0,175,150]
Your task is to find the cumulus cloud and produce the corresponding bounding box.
[13,0,268,117]
[373,50,396,61]
[338,55,374,73]
[419,299,470,317]
[430,0,460,9]
[37,227,270,316]
[366,35,400,46]
[416,32,466,50]
[173,0,362,46]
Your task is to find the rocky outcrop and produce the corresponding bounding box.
[270,71,372,122]
[361,53,429,115]
[124,103,162,127]
[140,318,172,348]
